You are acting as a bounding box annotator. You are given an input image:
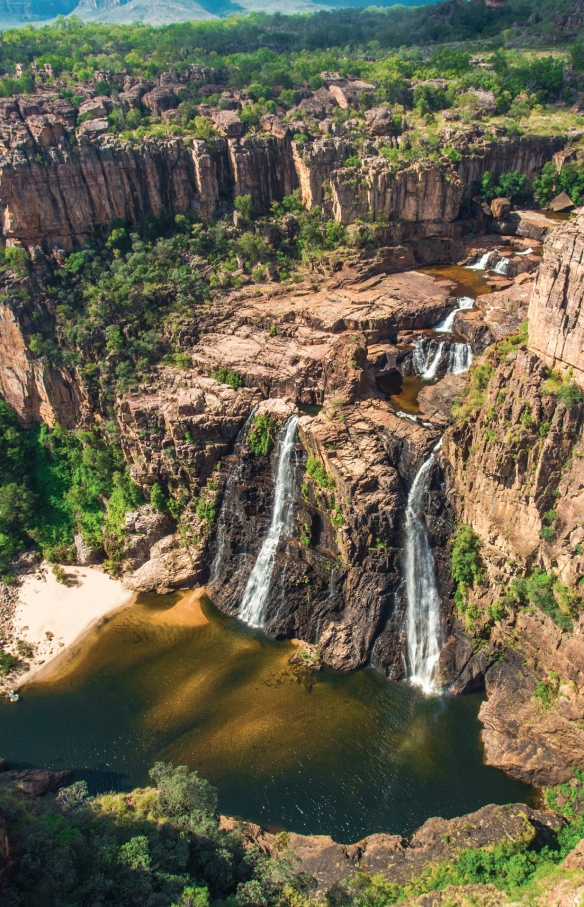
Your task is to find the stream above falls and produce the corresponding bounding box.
[0,589,535,842]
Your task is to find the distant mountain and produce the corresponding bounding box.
[0,0,436,29]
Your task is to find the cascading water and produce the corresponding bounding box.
[448,343,473,374]
[493,257,509,275]
[238,415,299,628]
[413,338,445,379]
[467,251,494,271]
[404,440,444,694]
[434,297,474,333]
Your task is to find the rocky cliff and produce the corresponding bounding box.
[441,207,584,787]
[0,92,569,253]
[528,207,584,387]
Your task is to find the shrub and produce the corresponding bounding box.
[481,170,527,202]
[210,366,243,390]
[150,483,168,512]
[507,570,576,632]
[306,456,335,490]
[557,381,584,407]
[248,413,278,457]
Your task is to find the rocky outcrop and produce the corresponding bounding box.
[0,298,81,427]
[528,207,584,386]
[234,803,560,893]
[0,767,73,796]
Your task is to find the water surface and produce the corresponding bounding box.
[0,591,535,842]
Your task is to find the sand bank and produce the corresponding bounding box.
[12,564,134,687]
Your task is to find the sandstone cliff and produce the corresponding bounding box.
[0,92,569,252]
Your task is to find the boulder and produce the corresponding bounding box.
[77,118,109,136]
[417,373,467,425]
[550,190,574,212]
[142,86,177,115]
[77,96,112,120]
[212,109,243,137]
[364,106,393,136]
[490,197,511,219]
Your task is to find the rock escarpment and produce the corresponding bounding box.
[442,207,584,787]
[0,91,569,252]
[528,207,584,386]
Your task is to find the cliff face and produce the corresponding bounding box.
[528,208,584,386]
[442,208,584,787]
[0,297,81,427]
[0,93,569,252]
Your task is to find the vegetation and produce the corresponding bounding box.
[248,413,278,457]
[210,366,244,390]
[0,400,141,578]
[534,160,584,206]
[0,762,307,907]
[451,525,484,623]
[305,456,335,490]
[481,170,527,203]
[504,569,582,632]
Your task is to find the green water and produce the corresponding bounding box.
[0,591,534,842]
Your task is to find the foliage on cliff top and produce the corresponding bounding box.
[0,762,306,907]
[0,399,140,580]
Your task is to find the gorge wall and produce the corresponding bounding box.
[0,93,569,252]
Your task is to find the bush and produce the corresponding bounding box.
[210,366,243,390]
[507,570,576,632]
[557,381,584,407]
[481,170,527,203]
[248,413,278,457]
[306,456,335,490]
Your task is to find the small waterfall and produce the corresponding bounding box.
[422,342,445,379]
[466,251,493,271]
[404,441,444,694]
[413,338,445,380]
[493,257,509,275]
[516,247,533,255]
[434,297,474,333]
[238,415,299,628]
[448,343,473,375]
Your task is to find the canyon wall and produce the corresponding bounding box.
[0,93,569,252]
[442,207,584,786]
[528,208,584,387]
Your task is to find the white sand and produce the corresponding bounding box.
[12,564,133,687]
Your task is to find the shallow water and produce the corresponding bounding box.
[376,373,426,414]
[0,591,535,842]
[420,263,491,299]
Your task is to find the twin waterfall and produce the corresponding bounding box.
[229,411,443,693]
[404,441,445,694]
[238,416,299,628]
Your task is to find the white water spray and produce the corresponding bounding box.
[493,257,509,275]
[238,416,299,628]
[404,440,444,694]
[434,296,474,333]
[448,343,473,374]
[413,338,445,379]
[466,251,494,271]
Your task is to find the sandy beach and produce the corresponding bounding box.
[11,564,134,687]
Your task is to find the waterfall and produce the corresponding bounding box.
[404,441,444,694]
[434,297,474,334]
[516,247,533,255]
[493,257,509,275]
[238,415,299,628]
[466,251,494,271]
[448,343,473,374]
[413,338,445,380]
